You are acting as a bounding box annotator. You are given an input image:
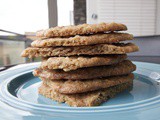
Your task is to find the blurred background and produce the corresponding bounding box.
[0,0,160,68]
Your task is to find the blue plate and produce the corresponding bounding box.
[0,62,160,120]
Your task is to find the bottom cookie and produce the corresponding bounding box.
[38,81,133,107]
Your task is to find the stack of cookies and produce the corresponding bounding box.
[21,22,139,107]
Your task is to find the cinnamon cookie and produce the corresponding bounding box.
[21,43,139,58]
[41,74,134,94]
[32,33,133,47]
[33,60,136,80]
[41,54,127,71]
[36,22,127,37]
[39,81,133,107]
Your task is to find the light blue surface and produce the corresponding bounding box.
[0,62,160,120]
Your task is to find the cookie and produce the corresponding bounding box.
[39,81,133,107]
[33,60,136,80]
[32,33,133,47]
[36,22,127,37]
[41,73,134,94]
[40,54,127,71]
[21,43,139,58]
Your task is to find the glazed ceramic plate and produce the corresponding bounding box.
[0,61,160,120]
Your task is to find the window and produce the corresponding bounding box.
[0,0,48,35]
[57,0,73,26]
[0,0,49,66]
[87,0,160,36]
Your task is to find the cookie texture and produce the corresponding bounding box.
[32,33,133,47]
[41,73,134,94]
[39,81,133,107]
[36,22,127,37]
[33,60,136,80]
[21,43,139,58]
[41,54,127,71]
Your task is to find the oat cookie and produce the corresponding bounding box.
[34,60,136,80]
[32,33,133,47]
[41,74,134,94]
[41,54,127,71]
[39,81,132,107]
[21,43,139,58]
[36,22,127,37]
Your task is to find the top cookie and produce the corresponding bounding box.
[39,81,132,107]
[36,22,127,37]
